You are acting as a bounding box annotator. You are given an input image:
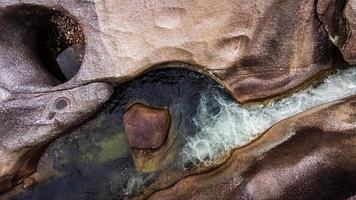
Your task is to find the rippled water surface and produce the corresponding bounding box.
[12,65,356,200]
[184,67,356,164]
[13,65,226,200]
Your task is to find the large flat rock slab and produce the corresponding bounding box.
[0,0,342,102]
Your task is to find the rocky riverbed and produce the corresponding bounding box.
[1,0,356,199]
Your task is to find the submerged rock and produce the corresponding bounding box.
[124,104,171,150]
[0,68,225,200]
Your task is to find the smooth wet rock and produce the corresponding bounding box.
[124,104,171,150]
[148,95,356,200]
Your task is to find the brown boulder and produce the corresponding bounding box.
[124,104,171,150]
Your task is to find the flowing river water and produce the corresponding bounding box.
[11,64,356,200]
[184,67,356,164]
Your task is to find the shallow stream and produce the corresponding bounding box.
[12,65,356,200]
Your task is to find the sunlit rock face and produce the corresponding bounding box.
[0,0,349,102]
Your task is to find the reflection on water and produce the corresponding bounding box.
[12,65,226,200]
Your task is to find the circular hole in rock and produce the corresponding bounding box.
[53,97,70,111]
[37,11,85,83]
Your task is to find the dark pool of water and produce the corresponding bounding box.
[12,65,228,200]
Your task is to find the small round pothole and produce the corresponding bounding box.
[53,97,70,112]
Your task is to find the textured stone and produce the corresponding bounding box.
[317,0,356,65]
[342,0,356,64]
[0,83,112,193]
[124,104,170,150]
[0,0,341,103]
[0,0,354,196]
[148,95,356,200]
[317,0,349,48]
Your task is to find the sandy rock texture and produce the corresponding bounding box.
[148,95,356,200]
[0,1,113,192]
[0,0,349,102]
[0,83,112,193]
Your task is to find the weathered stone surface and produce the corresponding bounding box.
[0,2,113,193]
[317,0,356,65]
[0,0,354,197]
[124,104,170,150]
[317,0,349,48]
[0,0,341,103]
[148,95,356,200]
[0,83,112,193]
[342,0,356,64]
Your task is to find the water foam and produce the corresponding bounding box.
[183,67,356,165]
